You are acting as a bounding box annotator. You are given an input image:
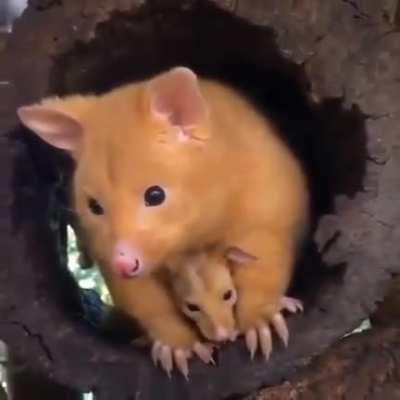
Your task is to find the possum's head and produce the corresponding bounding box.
[17,67,216,278]
[171,247,256,342]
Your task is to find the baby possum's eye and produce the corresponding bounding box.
[88,197,104,215]
[186,302,201,313]
[144,185,166,207]
[223,290,233,301]
[223,289,237,304]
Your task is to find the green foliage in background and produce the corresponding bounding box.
[67,226,112,305]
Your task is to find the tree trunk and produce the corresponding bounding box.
[8,354,81,400]
[246,326,400,400]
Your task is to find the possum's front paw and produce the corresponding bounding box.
[237,296,303,360]
[146,316,215,379]
[280,296,303,314]
[151,340,215,379]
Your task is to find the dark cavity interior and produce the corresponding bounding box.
[44,1,367,339]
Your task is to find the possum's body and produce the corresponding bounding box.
[18,67,309,367]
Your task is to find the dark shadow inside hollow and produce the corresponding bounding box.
[40,1,368,338]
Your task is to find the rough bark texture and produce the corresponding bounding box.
[245,326,400,400]
[0,0,400,399]
[246,276,400,400]
[371,277,400,326]
[8,352,82,400]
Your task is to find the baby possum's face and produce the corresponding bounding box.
[171,251,238,342]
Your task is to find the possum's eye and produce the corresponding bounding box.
[223,290,233,301]
[88,197,104,215]
[186,302,201,313]
[144,186,166,207]
[223,289,236,304]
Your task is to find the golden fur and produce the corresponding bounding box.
[169,249,237,342]
[18,67,309,350]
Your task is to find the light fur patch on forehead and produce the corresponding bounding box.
[185,254,207,292]
[205,263,233,292]
[190,252,233,292]
[171,253,207,299]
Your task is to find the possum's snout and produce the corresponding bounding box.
[201,322,238,343]
[214,326,230,342]
[112,241,145,278]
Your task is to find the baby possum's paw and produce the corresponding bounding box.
[240,296,304,361]
[151,340,215,380]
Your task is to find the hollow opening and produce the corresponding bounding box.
[40,1,368,342]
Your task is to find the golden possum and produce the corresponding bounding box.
[17,67,309,373]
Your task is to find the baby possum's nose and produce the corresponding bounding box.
[112,241,143,278]
[214,326,231,342]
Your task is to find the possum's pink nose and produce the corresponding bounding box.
[214,326,230,342]
[112,242,142,278]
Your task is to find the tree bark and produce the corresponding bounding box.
[8,357,81,400]
[248,279,400,400]
[246,326,400,400]
[371,277,400,326]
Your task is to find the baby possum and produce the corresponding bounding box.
[134,246,302,378]
[170,248,241,343]
[171,247,303,360]
[132,248,241,378]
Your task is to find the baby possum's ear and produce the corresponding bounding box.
[225,246,258,267]
[17,98,85,153]
[147,66,210,142]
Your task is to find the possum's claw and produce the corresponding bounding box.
[271,312,289,347]
[151,341,214,379]
[280,296,303,313]
[151,342,192,379]
[243,296,304,360]
[259,326,272,360]
[151,340,163,366]
[245,326,272,360]
[245,328,257,360]
[174,349,191,380]
[193,342,215,365]
[274,295,303,346]
[160,345,174,378]
[244,303,298,359]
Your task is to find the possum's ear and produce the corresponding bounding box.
[17,105,82,152]
[225,247,258,266]
[148,67,210,141]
